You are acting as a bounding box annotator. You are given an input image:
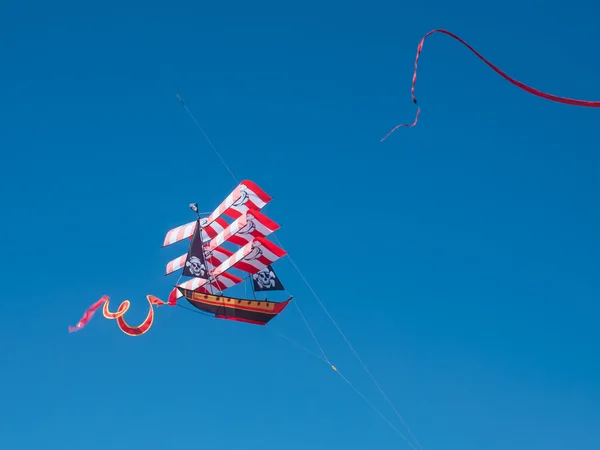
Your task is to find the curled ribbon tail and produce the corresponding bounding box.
[103,295,166,337]
[68,295,110,333]
[167,288,178,306]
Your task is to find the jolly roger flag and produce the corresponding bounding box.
[252,265,284,292]
[182,220,209,279]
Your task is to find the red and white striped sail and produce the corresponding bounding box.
[205,246,234,268]
[204,180,272,223]
[163,217,229,247]
[163,221,197,247]
[206,209,280,252]
[162,179,286,304]
[163,180,271,247]
[212,236,287,276]
[197,271,244,294]
[165,253,187,275]
[173,272,244,300]
[165,237,238,276]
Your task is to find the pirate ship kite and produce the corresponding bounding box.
[67,179,291,335]
[163,180,291,325]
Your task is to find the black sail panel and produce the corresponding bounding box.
[182,220,209,280]
[252,265,284,291]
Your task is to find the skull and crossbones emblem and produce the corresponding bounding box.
[253,268,277,289]
[186,256,206,277]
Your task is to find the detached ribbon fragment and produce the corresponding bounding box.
[382,29,600,141]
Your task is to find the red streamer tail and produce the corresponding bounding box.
[382,29,600,142]
[68,295,109,333]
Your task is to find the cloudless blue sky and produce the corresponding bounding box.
[1,0,599,449]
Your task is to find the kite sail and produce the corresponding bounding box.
[163,179,292,326]
[382,29,600,141]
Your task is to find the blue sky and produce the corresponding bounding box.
[1,0,599,449]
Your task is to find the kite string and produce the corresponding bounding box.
[175,295,324,362]
[334,367,418,450]
[176,93,239,183]
[269,320,417,450]
[177,94,422,450]
[269,328,329,364]
[382,28,600,141]
[290,293,331,364]
[272,234,423,450]
[175,300,416,450]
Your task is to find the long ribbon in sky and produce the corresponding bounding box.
[381,29,600,142]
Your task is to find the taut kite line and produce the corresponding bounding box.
[381,29,600,142]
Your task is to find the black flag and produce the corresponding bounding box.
[182,220,209,279]
[252,265,284,291]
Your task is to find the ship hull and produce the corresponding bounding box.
[177,288,292,325]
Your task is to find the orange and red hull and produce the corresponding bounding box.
[177,288,291,325]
